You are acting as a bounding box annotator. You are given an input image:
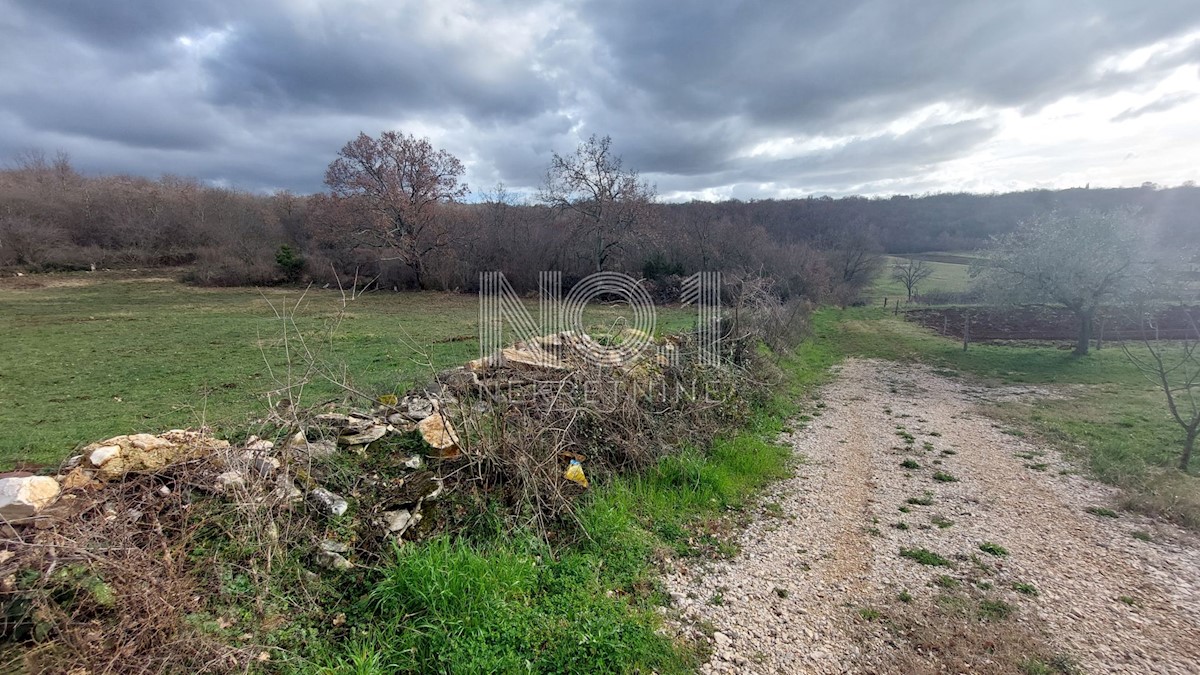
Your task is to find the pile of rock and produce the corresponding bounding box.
[0,394,461,530]
[0,429,232,522]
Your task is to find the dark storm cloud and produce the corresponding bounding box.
[1,0,1198,195]
[9,0,230,53]
[204,10,560,121]
[583,0,1200,128]
[651,118,998,198]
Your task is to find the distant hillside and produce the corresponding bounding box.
[653,185,1200,253]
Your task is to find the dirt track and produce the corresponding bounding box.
[664,359,1200,674]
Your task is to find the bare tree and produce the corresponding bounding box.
[891,257,934,299]
[1121,307,1200,471]
[324,131,468,287]
[823,220,884,292]
[973,209,1143,356]
[539,134,655,272]
[0,215,65,266]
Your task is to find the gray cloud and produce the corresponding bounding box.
[1113,91,1200,122]
[1,0,1199,196]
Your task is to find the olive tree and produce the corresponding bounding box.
[973,210,1143,355]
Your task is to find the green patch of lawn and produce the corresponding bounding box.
[305,315,841,671]
[0,274,693,468]
[865,255,972,305]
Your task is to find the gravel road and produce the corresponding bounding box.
[663,358,1200,674]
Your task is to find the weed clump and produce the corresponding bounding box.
[979,542,1009,557]
[900,547,952,566]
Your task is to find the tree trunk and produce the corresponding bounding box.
[1074,310,1093,356]
[1182,428,1196,472]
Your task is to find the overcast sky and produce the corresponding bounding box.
[2,1,1199,201]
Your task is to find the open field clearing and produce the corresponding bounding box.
[0,272,692,468]
[908,304,1200,341]
[866,254,972,304]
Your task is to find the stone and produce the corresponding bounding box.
[382,509,415,534]
[338,425,388,446]
[500,346,567,370]
[252,456,280,477]
[245,435,274,451]
[423,478,445,501]
[59,467,98,491]
[418,414,461,458]
[215,470,246,492]
[272,475,303,502]
[319,539,349,553]
[281,431,308,451]
[386,414,418,430]
[466,355,494,372]
[314,550,353,570]
[0,476,61,520]
[308,487,348,517]
[284,433,338,459]
[400,396,436,421]
[83,430,229,480]
[437,368,480,393]
[403,455,424,470]
[315,413,374,432]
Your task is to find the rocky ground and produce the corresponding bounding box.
[664,359,1200,674]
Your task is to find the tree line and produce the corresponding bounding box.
[1,138,1197,302]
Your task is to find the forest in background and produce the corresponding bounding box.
[1,145,1197,302]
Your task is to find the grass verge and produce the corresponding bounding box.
[299,330,842,671]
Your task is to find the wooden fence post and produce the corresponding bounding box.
[963,312,970,352]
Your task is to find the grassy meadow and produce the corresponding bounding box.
[4,271,1198,670]
[866,253,974,303]
[0,273,693,468]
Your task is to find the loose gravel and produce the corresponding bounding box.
[663,358,1200,674]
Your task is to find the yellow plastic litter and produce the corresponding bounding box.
[564,460,589,488]
[378,394,398,406]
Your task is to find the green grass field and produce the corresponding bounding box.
[866,253,973,304]
[0,273,693,468]
[7,275,1199,670]
[0,273,835,673]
